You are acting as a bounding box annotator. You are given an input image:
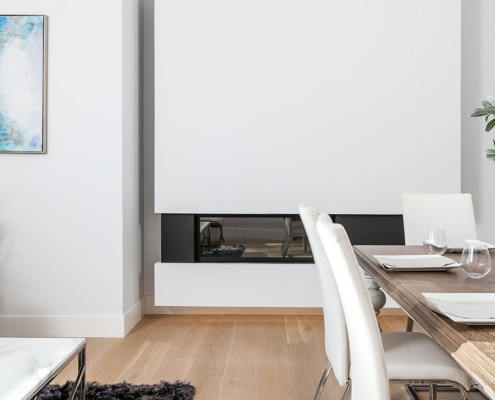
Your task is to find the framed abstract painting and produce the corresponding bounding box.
[0,15,47,154]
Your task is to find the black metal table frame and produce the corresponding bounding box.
[31,340,86,400]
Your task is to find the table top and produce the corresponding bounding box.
[0,337,86,400]
[354,245,495,399]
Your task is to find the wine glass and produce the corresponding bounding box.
[423,229,448,255]
[460,244,492,279]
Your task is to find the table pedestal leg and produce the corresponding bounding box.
[362,271,386,328]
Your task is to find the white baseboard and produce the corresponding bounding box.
[0,315,125,338]
[144,295,323,315]
[144,295,403,316]
[0,299,400,338]
[124,299,145,335]
[0,300,145,338]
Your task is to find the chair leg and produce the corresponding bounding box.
[314,361,333,400]
[281,232,290,257]
[406,381,468,400]
[449,382,468,400]
[218,226,225,244]
[406,316,414,332]
[282,236,294,258]
[428,383,438,400]
[341,382,351,400]
[427,382,468,400]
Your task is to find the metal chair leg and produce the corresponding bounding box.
[406,380,468,400]
[314,361,332,400]
[406,316,414,332]
[341,382,351,400]
[449,381,468,400]
[428,383,438,400]
[283,237,294,257]
[281,232,290,257]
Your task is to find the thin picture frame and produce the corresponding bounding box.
[0,15,48,154]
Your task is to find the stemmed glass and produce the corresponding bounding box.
[423,229,448,256]
[460,244,492,279]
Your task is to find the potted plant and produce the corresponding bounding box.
[471,95,495,161]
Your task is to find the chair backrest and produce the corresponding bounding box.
[402,193,477,245]
[317,215,390,400]
[298,204,349,386]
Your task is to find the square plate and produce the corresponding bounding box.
[422,292,495,325]
[446,240,495,253]
[373,255,459,271]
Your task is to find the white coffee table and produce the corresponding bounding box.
[0,337,86,400]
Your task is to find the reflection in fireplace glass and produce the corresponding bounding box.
[198,216,313,262]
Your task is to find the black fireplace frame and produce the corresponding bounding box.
[161,214,405,263]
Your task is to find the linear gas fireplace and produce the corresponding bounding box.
[161,214,405,263]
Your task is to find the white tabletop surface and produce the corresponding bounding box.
[0,337,86,400]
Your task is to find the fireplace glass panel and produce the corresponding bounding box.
[198,216,313,262]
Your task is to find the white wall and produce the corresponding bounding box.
[155,0,461,215]
[461,0,495,244]
[122,0,144,334]
[0,0,141,337]
[142,0,162,313]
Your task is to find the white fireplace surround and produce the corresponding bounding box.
[155,0,461,215]
[154,0,460,309]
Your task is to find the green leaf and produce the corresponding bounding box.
[486,118,495,132]
[482,100,492,107]
[485,149,495,160]
[471,108,487,117]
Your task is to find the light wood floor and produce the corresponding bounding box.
[53,314,483,400]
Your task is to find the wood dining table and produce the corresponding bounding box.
[354,245,495,399]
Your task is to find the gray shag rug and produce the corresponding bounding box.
[38,380,195,400]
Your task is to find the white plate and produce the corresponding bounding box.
[422,293,495,325]
[373,255,459,271]
[446,240,495,253]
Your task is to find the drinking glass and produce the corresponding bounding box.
[460,244,492,279]
[423,229,448,255]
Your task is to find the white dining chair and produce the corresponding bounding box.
[402,193,477,246]
[299,204,350,399]
[314,213,471,400]
[401,193,477,330]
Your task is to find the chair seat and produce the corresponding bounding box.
[381,332,471,389]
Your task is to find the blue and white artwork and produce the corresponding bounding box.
[0,15,46,153]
